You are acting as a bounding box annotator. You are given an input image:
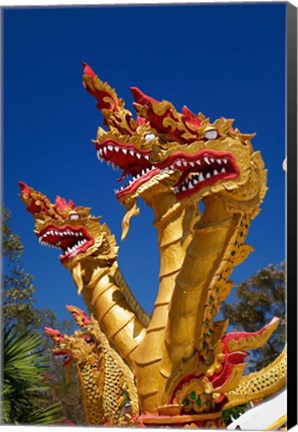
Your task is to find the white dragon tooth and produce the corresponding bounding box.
[103,147,107,155]
[189,161,195,167]
[114,146,119,152]
[204,156,211,165]
[217,159,222,165]
[129,150,134,156]
[196,160,201,165]
[122,148,127,155]
[144,155,150,160]
[98,149,103,156]
[181,185,187,191]
[221,167,226,173]
[213,169,219,176]
[183,160,188,167]
[114,189,118,194]
[136,153,141,159]
[176,160,182,167]
[199,173,204,182]
[129,180,133,185]
[193,178,199,185]
[108,145,113,151]
[223,158,228,164]
[188,182,194,189]
[206,172,211,179]
[210,158,215,163]
[170,164,175,170]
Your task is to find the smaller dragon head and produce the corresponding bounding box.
[44,305,102,369]
[18,182,118,271]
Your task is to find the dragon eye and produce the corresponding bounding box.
[204,129,218,140]
[69,213,79,220]
[144,133,156,142]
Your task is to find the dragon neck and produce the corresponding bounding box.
[71,261,146,369]
[133,190,199,413]
[77,360,105,425]
[164,196,253,382]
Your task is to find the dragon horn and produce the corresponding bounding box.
[18,182,75,219]
[44,327,65,342]
[82,62,121,113]
[82,62,136,134]
[66,304,92,327]
[182,106,204,128]
[130,87,159,106]
[223,316,280,353]
[18,181,52,217]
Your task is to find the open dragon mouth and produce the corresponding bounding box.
[156,150,240,199]
[38,224,94,263]
[96,140,160,199]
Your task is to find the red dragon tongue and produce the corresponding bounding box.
[117,169,130,182]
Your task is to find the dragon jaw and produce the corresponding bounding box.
[157,148,240,200]
[95,138,161,200]
[38,223,95,264]
[18,182,118,270]
[152,133,267,211]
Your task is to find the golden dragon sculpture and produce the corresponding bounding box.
[19,63,286,428]
[45,305,138,425]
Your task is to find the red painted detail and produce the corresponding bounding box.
[210,353,247,390]
[18,181,31,195]
[131,88,201,144]
[44,327,65,342]
[18,181,52,216]
[38,224,95,264]
[116,167,160,200]
[82,62,96,79]
[156,149,236,170]
[55,196,75,212]
[182,106,203,129]
[130,87,159,106]
[66,305,92,325]
[96,139,152,172]
[82,63,119,113]
[222,317,279,352]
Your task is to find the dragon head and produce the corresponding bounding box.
[45,305,102,372]
[18,182,118,272]
[149,113,267,218]
[83,63,183,237]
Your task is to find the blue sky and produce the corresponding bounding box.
[3,3,286,322]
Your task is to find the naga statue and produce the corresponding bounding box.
[45,305,138,425]
[18,63,286,428]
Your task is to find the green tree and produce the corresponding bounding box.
[2,324,63,424]
[2,208,84,424]
[222,261,286,371]
[2,208,36,328]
